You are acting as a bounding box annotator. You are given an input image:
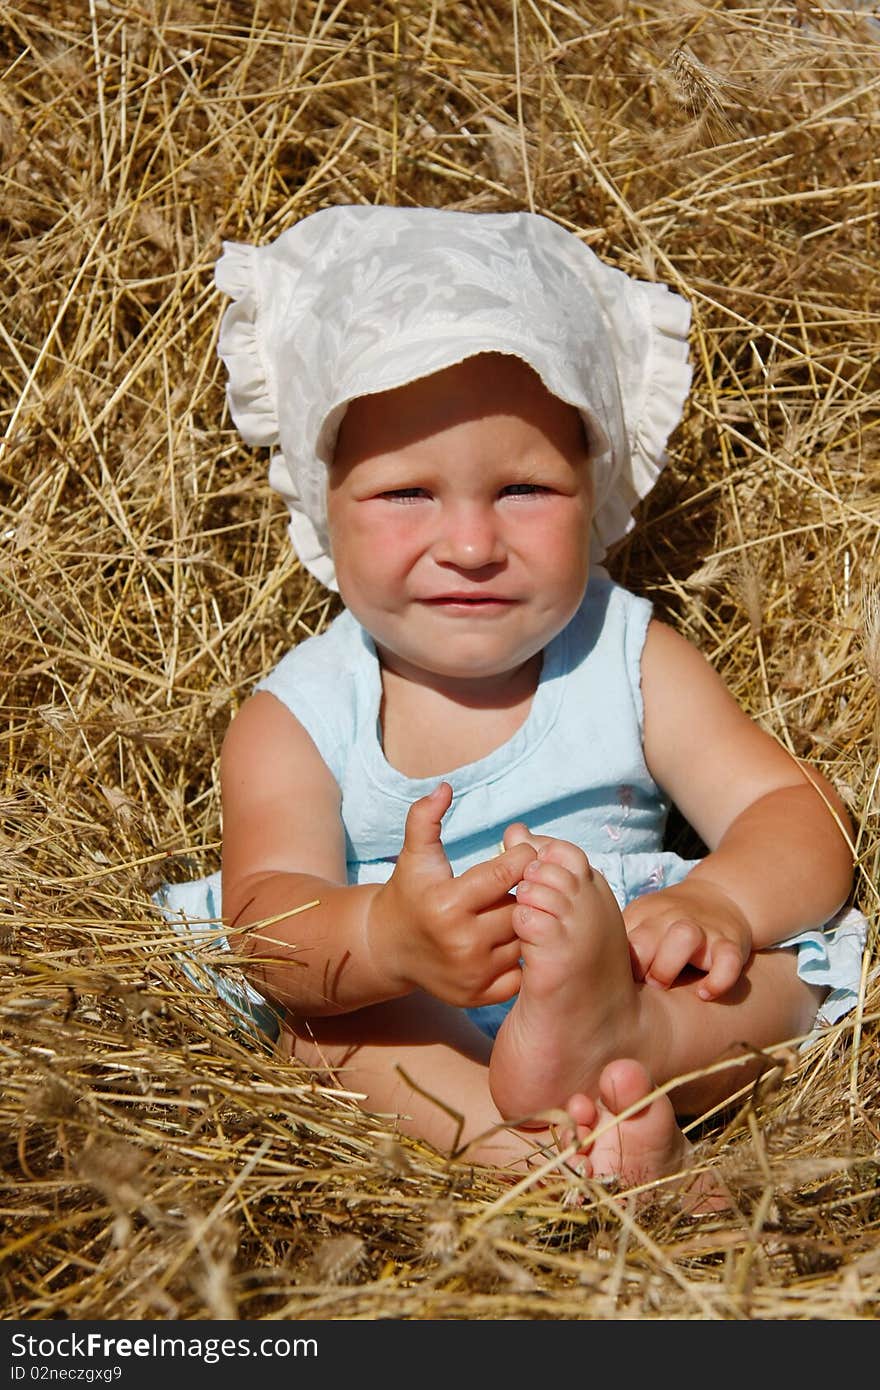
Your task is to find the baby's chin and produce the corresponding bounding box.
[372,638,546,692]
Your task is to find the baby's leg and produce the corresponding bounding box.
[635,947,826,1115]
[280,991,571,1171]
[571,1061,729,1213]
[281,993,725,1204]
[489,838,649,1119]
[568,1062,685,1184]
[488,836,826,1120]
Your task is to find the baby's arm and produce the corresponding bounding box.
[220,693,532,1016]
[627,620,855,998]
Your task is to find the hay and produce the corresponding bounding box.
[1,0,878,1320]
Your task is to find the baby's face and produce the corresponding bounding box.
[327,353,593,690]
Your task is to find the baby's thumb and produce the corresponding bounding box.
[402,782,454,856]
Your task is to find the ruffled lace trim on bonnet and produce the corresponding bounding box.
[591,275,692,558]
[214,242,279,449]
[215,239,337,585]
[214,207,692,589]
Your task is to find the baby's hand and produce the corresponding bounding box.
[368,783,536,1008]
[622,879,753,1000]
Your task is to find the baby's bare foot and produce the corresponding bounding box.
[489,833,647,1119]
[573,1060,729,1213]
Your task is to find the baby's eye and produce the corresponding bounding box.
[379,487,430,502]
[500,483,550,497]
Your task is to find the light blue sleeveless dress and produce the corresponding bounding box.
[156,576,868,1040]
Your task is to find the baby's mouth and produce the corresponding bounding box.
[422,594,513,606]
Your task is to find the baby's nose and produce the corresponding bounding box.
[433,503,505,569]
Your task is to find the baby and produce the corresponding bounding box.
[162,206,866,1192]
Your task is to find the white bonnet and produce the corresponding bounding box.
[214,205,692,589]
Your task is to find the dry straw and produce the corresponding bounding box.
[1,0,878,1319]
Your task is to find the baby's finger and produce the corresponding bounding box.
[468,935,523,991]
[697,942,745,1000]
[625,925,658,981]
[402,782,454,853]
[456,842,537,910]
[476,902,525,949]
[645,920,705,989]
[473,964,523,1007]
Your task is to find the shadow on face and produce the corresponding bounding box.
[331,351,591,479]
